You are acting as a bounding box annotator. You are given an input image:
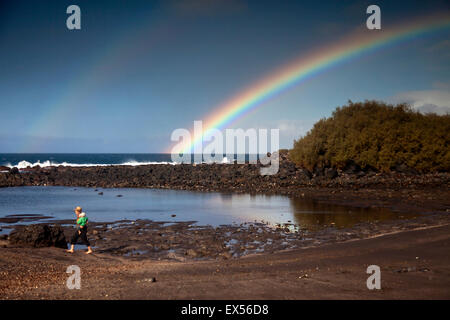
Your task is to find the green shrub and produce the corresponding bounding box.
[289,100,450,172]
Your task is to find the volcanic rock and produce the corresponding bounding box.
[9,167,19,174]
[9,224,67,248]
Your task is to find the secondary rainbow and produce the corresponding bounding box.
[20,18,176,152]
[171,14,450,154]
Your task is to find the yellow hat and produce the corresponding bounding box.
[75,206,82,213]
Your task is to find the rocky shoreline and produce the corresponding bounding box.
[2,210,450,262]
[1,155,449,192]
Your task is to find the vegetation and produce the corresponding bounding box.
[289,100,450,172]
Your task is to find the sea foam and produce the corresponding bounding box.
[6,160,178,169]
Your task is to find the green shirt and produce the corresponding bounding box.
[77,216,88,227]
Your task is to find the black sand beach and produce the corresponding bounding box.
[1,220,449,299]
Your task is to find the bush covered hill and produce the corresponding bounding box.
[289,100,450,173]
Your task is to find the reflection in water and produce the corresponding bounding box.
[289,197,418,230]
[219,193,233,201]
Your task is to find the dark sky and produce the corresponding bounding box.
[0,0,449,152]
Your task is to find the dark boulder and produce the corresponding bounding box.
[299,169,312,179]
[313,167,324,177]
[9,167,19,174]
[9,224,67,248]
[394,164,418,175]
[324,168,338,179]
[362,165,378,174]
[343,161,361,174]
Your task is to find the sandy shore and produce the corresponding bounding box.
[1,215,449,299]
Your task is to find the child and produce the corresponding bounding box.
[66,206,93,254]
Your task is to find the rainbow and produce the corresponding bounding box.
[170,14,450,154]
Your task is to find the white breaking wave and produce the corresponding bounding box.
[4,156,236,169]
[6,160,178,169]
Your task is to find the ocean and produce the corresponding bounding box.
[0,153,175,168]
